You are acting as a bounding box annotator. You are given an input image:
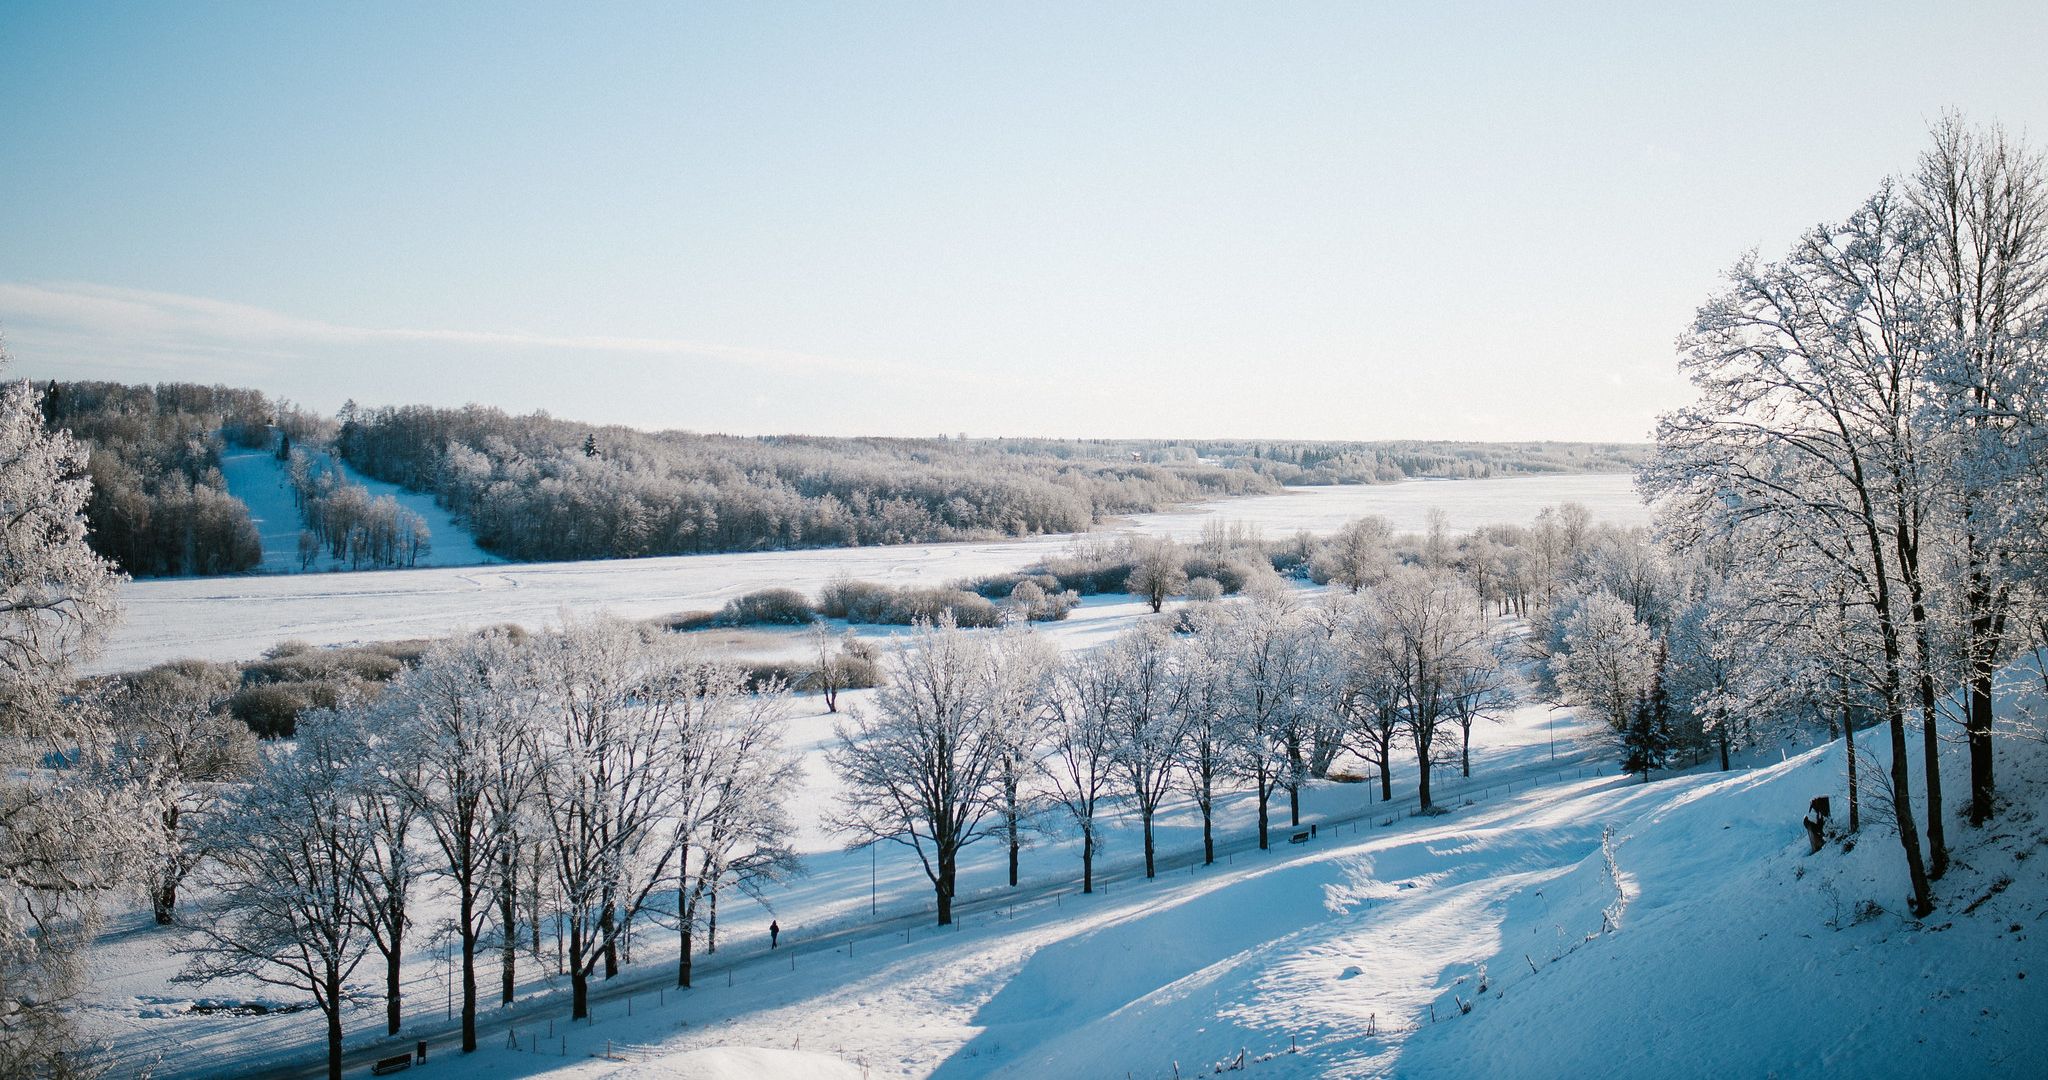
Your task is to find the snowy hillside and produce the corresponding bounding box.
[217,446,497,573]
[78,664,2048,1079]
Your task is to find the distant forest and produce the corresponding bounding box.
[38,380,1646,572]
[40,382,272,577]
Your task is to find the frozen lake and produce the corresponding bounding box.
[91,472,1645,672]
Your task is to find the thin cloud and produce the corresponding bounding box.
[0,281,1020,389]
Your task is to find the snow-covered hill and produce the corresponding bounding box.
[81,665,2048,1079]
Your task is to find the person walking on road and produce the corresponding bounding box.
[770,920,780,949]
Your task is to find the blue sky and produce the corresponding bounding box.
[5,1,2046,441]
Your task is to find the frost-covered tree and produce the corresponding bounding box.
[1645,179,1951,913]
[1310,515,1394,593]
[1444,632,1511,779]
[670,662,801,990]
[382,628,532,1051]
[983,625,1058,887]
[1213,593,1317,846]
[524,617,705,1018]
[182,712,374,1080]
[1105,623,1190,879]
[1175,613,1235,864]
[1044,651,1120,891]
[1378,570,1489,811]
[1909,116,2048,827]
[102,660,256,925]
[830,618,1002,926]
[1127,537,1188,613]
[1553,592,1655,737]
[325,706,421,1037]
[1329,594,1407,802]
[0,368,134,1077]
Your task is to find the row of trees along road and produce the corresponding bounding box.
[829,572,1513,924]
[173,619,801,1080]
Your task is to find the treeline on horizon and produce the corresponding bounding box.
[36,378,1646,573]
[334,404,1646,562]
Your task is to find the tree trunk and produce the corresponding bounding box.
[1378,756,1392,802]
[1256,785,1270,850]
[936,847,956,926]
[707,887,718,953]
[601,904,619,979]
[1200,774,1215,866]
[154,804,179,924]
[1717,722,1730,772]
[1887,707,1934,917]
[1081,829,1094,894]
[1417,753,1433,811]
[1968,659,1996,826]
[1461,724,1472,778]
[499,848,518,1005]
[1288,782,1301,828]
[1916,660,1948,880]
[1008,811,1020,888]
[1142,808,1156,879]
[460,912,479,1052]
[324,968,344,1080]
[385,939,402,1035]
[678,917,693,989]
[569,920,589,1019]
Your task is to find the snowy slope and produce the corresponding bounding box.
[216,445,497,573]
[93,682,2039,1080]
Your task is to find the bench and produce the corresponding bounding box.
[1289,830,1311,844]
[371,1054,413,1076]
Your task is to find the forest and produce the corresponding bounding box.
[38,381,271,577]
[36,376,1648,574]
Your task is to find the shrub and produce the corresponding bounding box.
[659,610,721,632]
[818,577,893,620]
[716,588,817,626]
[228,680,354,739]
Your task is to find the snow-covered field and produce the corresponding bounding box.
[86,654,2048,1079]
[217,447,499,573]
[92,473,1646,673]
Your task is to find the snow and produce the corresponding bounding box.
[611,1046,866,1079]
[91,473,1644,673]
[76,660,2048,1079]
[216,445,498,573]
